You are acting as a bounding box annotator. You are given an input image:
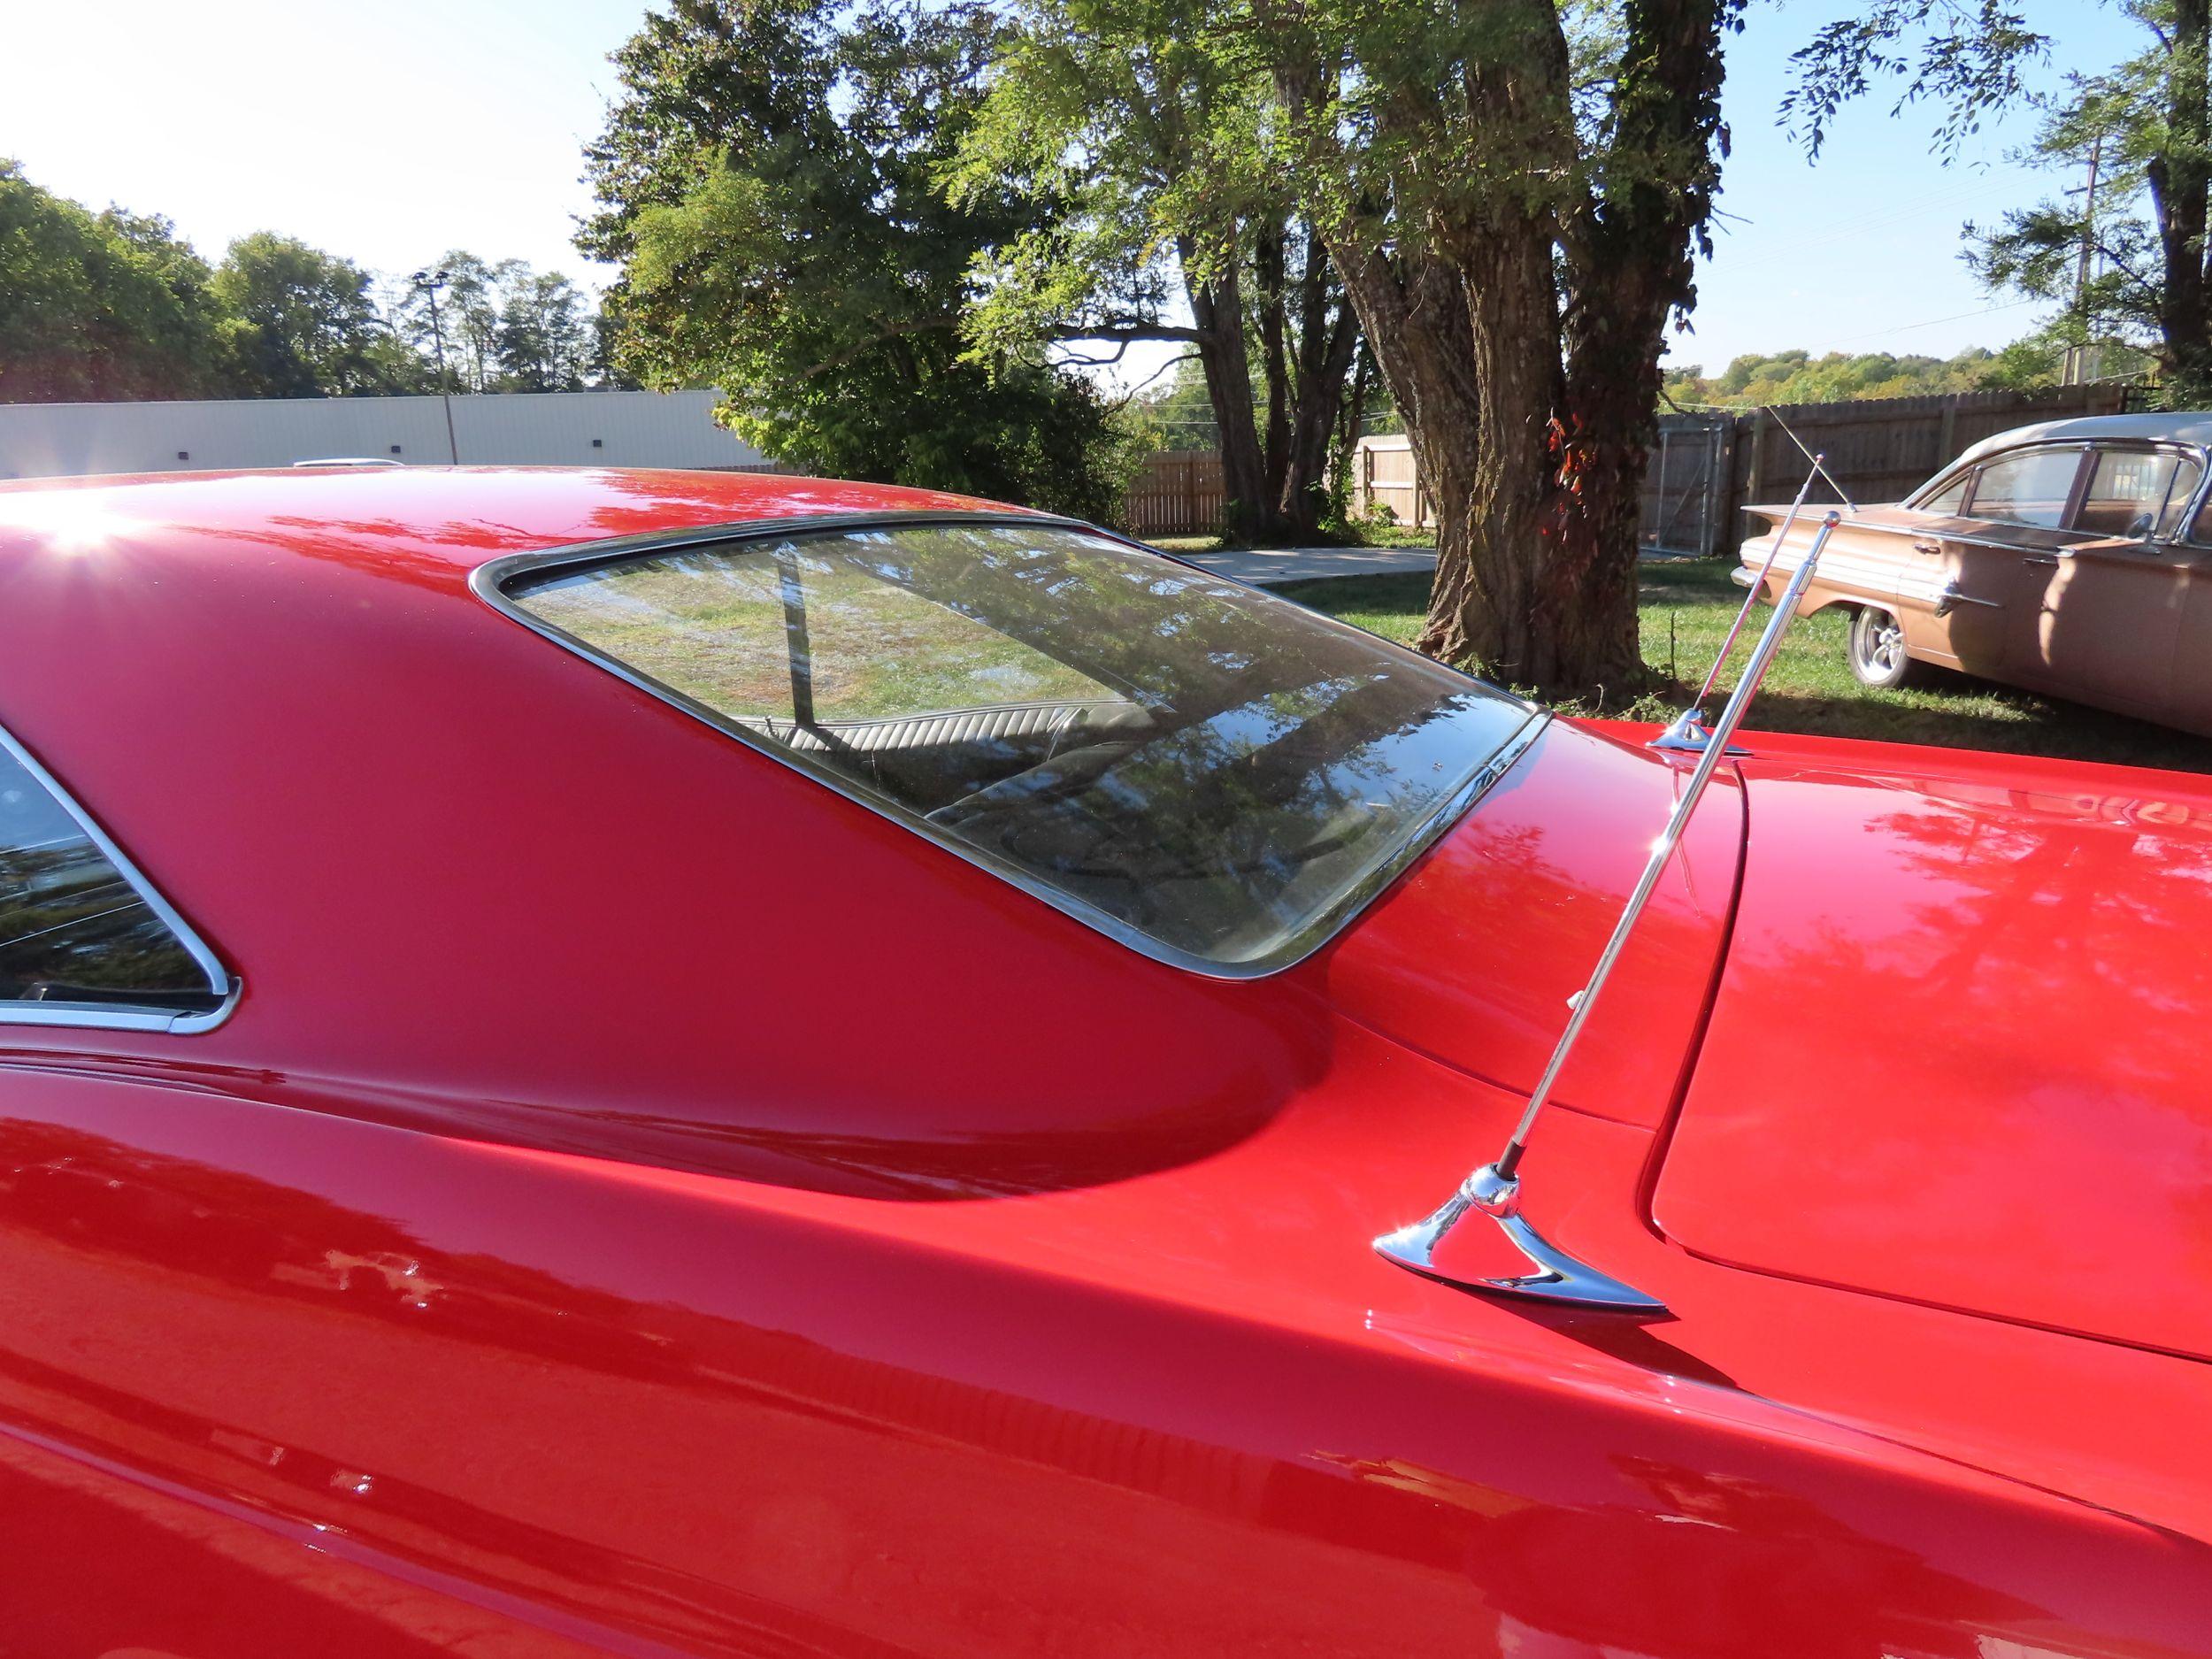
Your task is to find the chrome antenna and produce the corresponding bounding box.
[1652,451,1827,754]
[1764,405,1859,514]
[1375,513,1847,1314]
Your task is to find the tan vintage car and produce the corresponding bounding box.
[1735,413,2212,733]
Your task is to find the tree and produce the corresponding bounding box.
[497,271,595,390]
[1785,3,2194,396]
[393,251,503,393]
[1969,5,2209,398]
[590,308,639,390]
[580,0,1141,521]
[212,233,411,396]
[392,255,609,393]
[0,160,232,401]
[949,11,1360,541]
[1217,1,1741,695]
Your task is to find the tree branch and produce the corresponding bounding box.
[1048,320,1212,343]
[798,319,960,379]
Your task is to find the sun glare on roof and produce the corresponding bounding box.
[0,494,139,557]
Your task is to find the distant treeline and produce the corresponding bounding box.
[1659,343,2151,411]
[0,159,625,403]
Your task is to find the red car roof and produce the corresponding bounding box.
[0,465,1027,592]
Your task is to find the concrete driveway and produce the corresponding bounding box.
[1170,541,1714,588]
[1175,545,1436,585]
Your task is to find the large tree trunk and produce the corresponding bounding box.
[2150,0,2212,394]
[1180,242,1271,542]
[1330,342,1372,516]
[1324,222,1640,697]
[1188,219,1353,545]
[1277,226,1360,540]
[1552,0,1733,696]
[1432,218,1641,692]
[1269,0,1727,702]
[1254,221,1293,529]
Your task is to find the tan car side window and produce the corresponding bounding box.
[1920,472,1970,516]
[2160,457,2207,538]
[1969,448,2084,529]
[2077,449,2200,539]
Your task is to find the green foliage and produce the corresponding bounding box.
[0,159,618,404]
[496,271,597,392]
[1782,1,2051,161]
[211,232,411,396]
[1957,4,2199,395]
[396,252,505,392]
[0,159,232,401]
[945,0,1272,353]
[391,253,605,394]
[580,0,1141,521]
[1665,345,2028,406]
[951,1,1364,541]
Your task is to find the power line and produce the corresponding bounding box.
[1803,294,2044,351]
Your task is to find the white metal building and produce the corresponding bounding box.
[0,389,769,480]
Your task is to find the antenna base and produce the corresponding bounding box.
[1648,710,1749,757]
[1374,1164,1667,1314]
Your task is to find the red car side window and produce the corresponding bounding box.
[0,724,233,1031]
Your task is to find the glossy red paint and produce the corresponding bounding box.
[0,469,2205,1656]
[1656,733,2212,1363]
[1320,718,1742,1133]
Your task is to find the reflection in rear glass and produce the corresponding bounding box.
[510,523,1538,971]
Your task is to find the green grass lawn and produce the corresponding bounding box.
[1279,560,2212,776]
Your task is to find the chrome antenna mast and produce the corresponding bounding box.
[1766,405,1860,515]
[1652,413,1857,753]
[1375,512,1847,1315]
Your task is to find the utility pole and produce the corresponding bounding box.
[411,268,461,465]
[2063,134,2104,387]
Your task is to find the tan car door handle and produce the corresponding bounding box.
[1935,581,2003,616]
[1912,540,1942,555]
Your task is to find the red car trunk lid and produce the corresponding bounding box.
[1655,756,2212,1363]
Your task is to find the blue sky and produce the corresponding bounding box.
[4,0,2145,379]
[1682,0,2143,373]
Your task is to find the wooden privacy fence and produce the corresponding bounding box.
[1730,385,2134,511]
[1316,383,2143,557]
[729,385,2144,544]
[1124,450,1225,537]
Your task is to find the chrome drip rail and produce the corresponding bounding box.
[1375,512,1847,1313]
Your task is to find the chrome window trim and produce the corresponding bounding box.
[0,718,239,1034]
[2147,444,2212,545]
[472,509,1547,981]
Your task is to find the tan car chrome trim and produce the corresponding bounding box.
[1934,582,2002,616]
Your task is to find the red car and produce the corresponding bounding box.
[0,467,2206,1656]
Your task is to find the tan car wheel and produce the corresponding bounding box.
[1847,605,1921,689]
